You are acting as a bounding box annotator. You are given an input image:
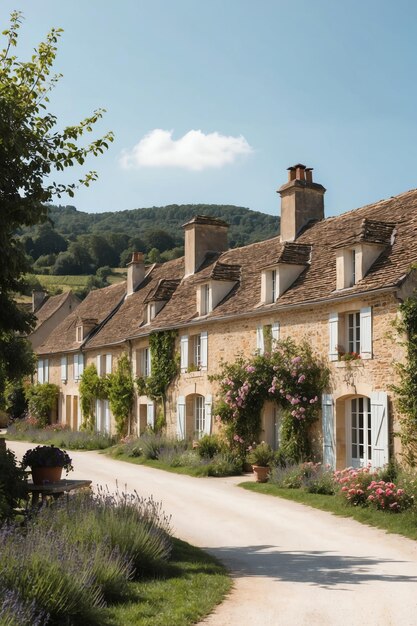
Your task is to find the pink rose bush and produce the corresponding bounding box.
[334,466,413,512]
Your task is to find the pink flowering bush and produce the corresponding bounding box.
[211,339,329,462]
[334,466,414,512]
[334,466,375,506]
[366,480,413,512]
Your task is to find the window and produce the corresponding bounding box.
[180,332,208,372]
[349,397,372,466]
[37,358,49,383]
[351,250,356,286]
[193,334,201,368]
[201,284,211,315]
[139,347,151,378]
[74,353,84,381]
[271,270,277,303]
[328,307,372,361]
[195,395,205,437]
[76,326,83,342]
[347,312,360,353]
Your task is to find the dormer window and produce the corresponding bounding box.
[76,317,97,343]
[196,263,240,316]
[76,326,83,342]
[199,284,211,315]
[260,243,311,305]
[334,219,395,291]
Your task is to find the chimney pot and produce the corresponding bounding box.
[131,251,144,264]
[127,251,145,296]
[287,166,296,182]
[305,168,313,183]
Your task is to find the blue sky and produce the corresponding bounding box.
[2,1,417,218]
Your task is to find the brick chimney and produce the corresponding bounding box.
[182,216,229,276]
[278,164,326,242]
[32,290,47,312]
[126,252,145,296]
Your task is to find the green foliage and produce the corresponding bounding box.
[391,295,417,465]
[0,336,35,411]
[213,338,329,461]
[137,331,179,401]
[197,434,221,459]
[79,364,104,430]
[0,11,113,343]
[24,383,59,427]
[107,354,134,436]
[7,420,115,449]
[247,442,274,467]
[0,448,28,520]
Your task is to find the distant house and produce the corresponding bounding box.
[34,164,417,469]
[28,290,81,351]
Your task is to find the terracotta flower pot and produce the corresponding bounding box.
[252,465,270,483]
[31,466,63,485]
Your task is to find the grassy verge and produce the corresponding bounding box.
[6,428,115,450]
[106,538,231,626]
[105,450,222,477]
[239,482,417,541]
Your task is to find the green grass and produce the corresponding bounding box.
[30,272,126,293]
[6,426,115,450]
[106,538,231,626]
[239,482,417,541]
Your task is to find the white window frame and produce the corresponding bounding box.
[346,396,372,467]
[76,326,83,342]
[140,347,151,378]
[192,334,202,368]
[347,311,361,354]
[194,395,206,438]
[201,284,211,315]
[271,269,277,303]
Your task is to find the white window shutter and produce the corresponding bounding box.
[322,394,335,468]
[180,336,188,373]
[371,391,389,468]
[146,401,154,429]
[177,396,185,439]
[204,394,212,435]
[200,331,208,370]
[104,400,111,434]
[360,307,372,359]
[60,356,67,381]
[95,399,101,432]
[328,313,339,361]
[73,354,79,381]
[38,359,44,384]
[44,359,49,383]
[147,348,152,376]
[106,354,112,375]
[257,325,264,355]
[78,353,84,377]
[132,350,137,377]
[272,322,280,345]
[96,355,102,376]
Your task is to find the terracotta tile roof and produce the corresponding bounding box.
[332,218,396,248]
[36,282,126,355]
[265,242,312,267]
[35,187,417,353]
[34,291,79,330]
[144,279,181,303]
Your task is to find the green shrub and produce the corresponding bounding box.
[6,422,115,450]
[0,448,28,520]
[24,383,59,427]
[206,452,243,477]
[197,434,221,459]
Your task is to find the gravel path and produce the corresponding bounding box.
[8,441,417,626]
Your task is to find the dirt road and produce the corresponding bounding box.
[8,441,417,626]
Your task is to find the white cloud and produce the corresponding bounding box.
[119,129,253,171]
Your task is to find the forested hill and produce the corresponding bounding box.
[18,204,280,283]
[43,203,279,249]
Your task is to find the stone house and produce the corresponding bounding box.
[35,164,417,469]
[28,290,80,350]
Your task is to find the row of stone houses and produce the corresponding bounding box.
[33,164,417,469]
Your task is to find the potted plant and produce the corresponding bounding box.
[22,445,73,485]
[248,442,274,483]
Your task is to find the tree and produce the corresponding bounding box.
[0,12,113,398]
[145,229,175,253]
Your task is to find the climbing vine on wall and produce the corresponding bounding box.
[107,353,134,436]
[391,296,417,466]
[212,338,329,462]
[136,330,179,430]
[79,364,106,431]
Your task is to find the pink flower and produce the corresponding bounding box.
[298,374,306,383]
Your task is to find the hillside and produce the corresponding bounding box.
[21,203,279,249]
